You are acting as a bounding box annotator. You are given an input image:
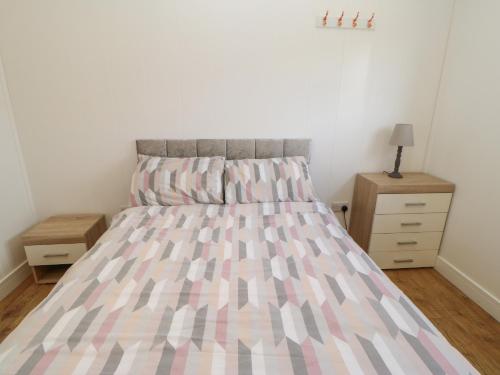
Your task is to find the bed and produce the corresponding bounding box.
[0,139,476,374]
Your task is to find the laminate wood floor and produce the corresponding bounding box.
[0,277,53,343]
[1,269,499,374]
[385,268,500,374]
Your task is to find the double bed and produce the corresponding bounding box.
[0,139,476,374]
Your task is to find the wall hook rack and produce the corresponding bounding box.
[317,10,375,30]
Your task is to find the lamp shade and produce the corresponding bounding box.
[389,124,414,146]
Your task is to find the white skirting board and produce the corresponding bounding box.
[0,261,31,300]
[435,256,500,322]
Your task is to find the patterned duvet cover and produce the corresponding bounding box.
[0,202,477,374]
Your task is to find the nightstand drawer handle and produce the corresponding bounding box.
[400,222,422,226]
[43,253,69,258]
[393,259,414,263]
[405,202,426,207]
[397,241,418,245]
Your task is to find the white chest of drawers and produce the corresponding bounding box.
[349,173,454,269]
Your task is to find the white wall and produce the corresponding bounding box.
[425,0,500,320]
[0,0,453,219]
[0,56,36,299]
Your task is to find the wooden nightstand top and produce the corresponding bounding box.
[358,172,455,194]
[22,214,106,246]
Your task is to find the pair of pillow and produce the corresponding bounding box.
[130,155,317,206]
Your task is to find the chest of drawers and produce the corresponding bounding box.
[349,173,454,269]
[22,214,107,284]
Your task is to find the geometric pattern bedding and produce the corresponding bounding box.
[130,156,225,206]
[224,157,317,204]
[0,202,477,374]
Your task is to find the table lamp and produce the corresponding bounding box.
[388,123,414,178]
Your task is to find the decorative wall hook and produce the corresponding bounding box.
[352,11,360,28]
[322,10,329,27]
[337,11,344,27]
[316,10,375,30]
[367,13,375,28]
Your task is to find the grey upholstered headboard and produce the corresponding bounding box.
[136,139,311,162]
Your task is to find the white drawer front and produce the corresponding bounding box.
[25,243,87,266]
[375,193,452,214]
[370,250,437,269]
[372,213,447,233]
[369,232,443,252]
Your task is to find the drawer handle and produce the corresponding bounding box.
[405,202,427,207]
[393,259,414,264]
[400,222,422,226]
[397,241,418,245]
[43,253,69,258]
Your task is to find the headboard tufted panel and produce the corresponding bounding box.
[136,139,311,162]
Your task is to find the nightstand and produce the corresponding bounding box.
[21,214,107,284]
[349,173,454,269]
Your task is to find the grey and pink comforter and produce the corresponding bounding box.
[0,202,477,374]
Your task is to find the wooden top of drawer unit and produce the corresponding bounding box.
[22,214,106,246]
[357,173,455,194]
